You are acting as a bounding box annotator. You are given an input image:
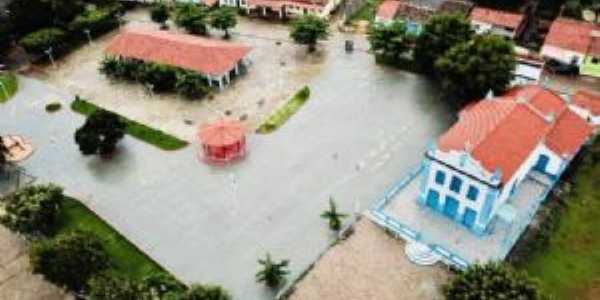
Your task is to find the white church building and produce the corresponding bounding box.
[418,85,596,235]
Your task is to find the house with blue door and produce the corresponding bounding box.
[418,85,595,235]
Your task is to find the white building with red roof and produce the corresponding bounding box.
[541,18,600,76]
[105,28,252,90]
[418,85,595,234]
[570,90,600,125]
[469,7,526,39]
[219,0,340,19]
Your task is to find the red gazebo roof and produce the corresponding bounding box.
[199,119,245,147]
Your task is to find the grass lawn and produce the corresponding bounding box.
[0,72,18,103]
[521,145,600,299]
[55,197,165,280]
[257,86,310,134]
[71,97,188,151]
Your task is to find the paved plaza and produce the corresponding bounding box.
[370,168,552,267]
[1,17,455,299]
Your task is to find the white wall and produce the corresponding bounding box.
[541,45,586,65]
[472,20,515,39]
[570,104,600,126]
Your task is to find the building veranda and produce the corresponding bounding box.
[105,27,252,90]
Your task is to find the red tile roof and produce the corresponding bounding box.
[470,7,524,30]
[438,85,593,184]
[544,18,600,54]
[572,90,600,116]
[376,0,402,21]
[546,110,594,156]
[105,28,252,75]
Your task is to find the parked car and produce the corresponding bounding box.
[545,59,579,76]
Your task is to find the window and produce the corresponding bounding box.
[435,170,446,185]
[450,176,462,193]
[467,186,479,201]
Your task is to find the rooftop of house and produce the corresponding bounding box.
[544,18,600,55]
[470,7,525,29]
[572,90,600,116]
[437,85,594,184]
[376,0,471,23]
[376,0,403,21]
[247,0,328,9]
[105,28,252,76]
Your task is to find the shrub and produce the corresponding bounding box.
[185,284,232,300]
[30,231,111,292]
[0,184,64,236]
[45,102,62,112]
[88,273,151,300]
[444,262,543,300]
[75,108,126,156]
[142,272,187,297]
[175,71,209,99]
[69,8,120,38]
[100,57,142,80]
[137,63,178,92]
[19,27,68,55]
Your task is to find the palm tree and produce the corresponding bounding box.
[255,253,289,288]
[320,197,348,231]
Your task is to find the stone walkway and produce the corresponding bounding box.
[0,226,72,300]
[288,219,450,300]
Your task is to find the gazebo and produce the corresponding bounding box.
[199,119,246,163]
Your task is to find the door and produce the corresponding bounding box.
[534,154,550,173]
[426,190,439,210]
[462,208,477,228]
[443,196,459,219]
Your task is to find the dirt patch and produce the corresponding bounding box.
[287,219,450,300]
[0,226,72,300]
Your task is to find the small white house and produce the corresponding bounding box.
[541,18,600,66]
[470,7,526,40]
[418,85,595,235]
[219,0,340,19]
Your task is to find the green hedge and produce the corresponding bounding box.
[257,86,310,134]
[68,8,119,38]
[71,97,188,151]
[0,72,18,102]
[100,56,209,99]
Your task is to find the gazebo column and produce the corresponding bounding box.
[206,75,213,87]
[234,62,239,75]
[225,72,231,85]
[218,76,224,90]
[262,6,267,16]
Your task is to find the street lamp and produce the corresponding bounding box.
[83,29,93,45]
[44,47,56,69]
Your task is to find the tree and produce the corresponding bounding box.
[435,34,516,104]
[0,184,64,236]
[320,197,348,231]
[414,14,473,73]
[75,107,126,156]
[185,284,232,300]
[7,0,53,36]
[255,253,290,288]
[174,3,210,35]
[88,273,151,300]
[210,7,237,39]
[444,262,544,300]
[290,15,329,52]
[150,3,170,27]
[367,21,411,62]
[30,231,110,292]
